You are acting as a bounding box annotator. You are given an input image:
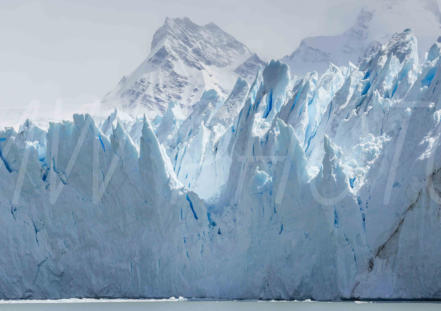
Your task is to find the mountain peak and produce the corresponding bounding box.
[164,16,193,25]
[104,17,263,119]
[150,17,250,68]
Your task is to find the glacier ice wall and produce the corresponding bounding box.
[2,30,441,300]
[103,17,265,120]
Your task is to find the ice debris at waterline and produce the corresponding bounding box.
[3,30,441,300]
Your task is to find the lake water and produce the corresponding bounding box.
[0,300,440,311]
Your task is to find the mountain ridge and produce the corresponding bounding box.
[103,17,265,120]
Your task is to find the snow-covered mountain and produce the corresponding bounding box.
[282,1,441,77]
[282,9,378,77]
[103,17,265,120]
[3,28,441,300]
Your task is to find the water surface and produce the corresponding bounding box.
[0,300,440,311]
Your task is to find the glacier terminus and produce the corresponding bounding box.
[2,8,441,301]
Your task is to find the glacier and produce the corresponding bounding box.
[2,25,441,301]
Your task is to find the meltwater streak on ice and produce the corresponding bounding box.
[3,30,441,300]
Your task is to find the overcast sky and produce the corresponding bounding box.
[0,0,440,124]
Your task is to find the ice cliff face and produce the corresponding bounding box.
[3,27,441,300]
[103,17,265,120]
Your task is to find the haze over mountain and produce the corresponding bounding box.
[283,0,441,77]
